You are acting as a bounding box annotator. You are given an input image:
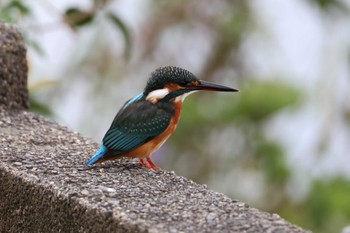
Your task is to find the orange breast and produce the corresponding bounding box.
[125,101,183,159]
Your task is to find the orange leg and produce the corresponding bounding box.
[139,158,151,169]
[146,158,160,170]
[139,158,160,170]
[140,159,146,165]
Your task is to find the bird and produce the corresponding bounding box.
[86,66,238,170]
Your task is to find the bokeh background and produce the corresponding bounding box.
[1,0,350,232]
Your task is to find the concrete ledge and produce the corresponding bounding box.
[0,110,309,233]
[0,22,309,232]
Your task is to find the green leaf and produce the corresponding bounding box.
[0,0,30,22]
[6,0,30,14]
[64,7,94,29]
[107,12,132,60]
[23,36,45,55]
[308,0,348,12]
[29,97,52,116]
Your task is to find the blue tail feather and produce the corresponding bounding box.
[86,145,108,166]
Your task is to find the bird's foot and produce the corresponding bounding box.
[147,157,160,170]
[139,158,160,170]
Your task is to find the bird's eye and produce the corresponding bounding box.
[189,81,199,86]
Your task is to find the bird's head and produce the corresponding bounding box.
[144,66,238,104]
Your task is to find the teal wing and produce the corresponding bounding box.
[102,101,173,153]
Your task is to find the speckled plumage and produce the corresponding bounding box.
[102,100,174,154]
[144,66,198,95]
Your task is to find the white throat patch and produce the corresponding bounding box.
[174,91,197,103]
[146,88,170,104]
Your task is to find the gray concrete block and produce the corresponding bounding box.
[0,23,28,110]
[0,111,309,232]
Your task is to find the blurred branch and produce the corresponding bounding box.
[107,12,132,60]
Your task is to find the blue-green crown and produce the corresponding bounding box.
[144,66,198,95]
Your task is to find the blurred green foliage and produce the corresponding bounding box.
[28,80,57,116]
[309,179,350,232]
[29,98,52,116]
[224,81,301,122]
[309,0,349,12]
[256,140,290,184]
[282,178,350,233]
[0,0,30,22]
[64,7,95,28]
[2,1,350,233]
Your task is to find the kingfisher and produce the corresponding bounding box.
[86,66,238,170]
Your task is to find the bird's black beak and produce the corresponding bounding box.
[190,80,238,92]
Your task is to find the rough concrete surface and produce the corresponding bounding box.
[0,22,310,232]
[0,23,28,110]
[0,110,310,233]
